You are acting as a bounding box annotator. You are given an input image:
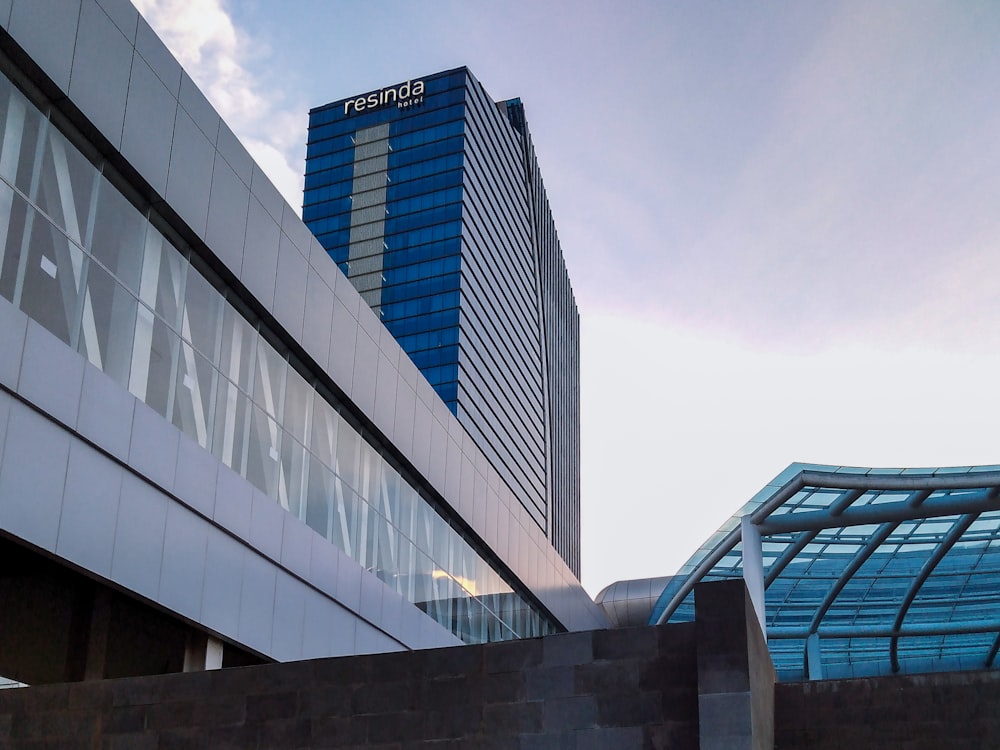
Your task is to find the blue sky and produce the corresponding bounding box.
[137,0,1000,595]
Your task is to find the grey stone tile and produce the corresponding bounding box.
[173,433,218,518]
[279,513,313,580]
[0,297,26,390]
[216,122,252,185]
[69,0,132,149]
[334,552,362,613]
[526,665,575,701]
[307,234,341,293]
[391,379,415,459]
[158,501,208,621]
[77,361,134,463]
[399,602,428,650]
[373,352,397,436]
[427,413,448,491]
[128,400,179,491]
[379,589,404,643]
[135,15,181,95]
[205,152,250,274]
[213,465,252,541]
[0,402,70,552]
[473,472,488,531]
[121,51,176,196]
[542,695,597,731]
[697,692,752,741]
[177,72,219,144]
[327,296,357,391]
[248,487,283,561]
[239,195,280,310]
[201,527,244,637]
[542,630,593,667]
[8,0,81,92]
[444,437,462,502]
[93,0,136,41]
[332,267,360,318]
[377,325,399,364]
[351,330,379,418]
[595,691,662,728]
[408,398,432,479]
[250,163,283,224]
[272,233,308,342]
[55,441,122,577]
[418,613,461,648]
[302,274,334,371]
[460,457,476,507]
[520,733,574,750]
[358,570,383,623]
[355,621,399,656]
[396,351,419,389]
[328,603,359,657]
[484,488,500,549]
[576,727,644,750]
[238,552,276,653]
[270,572,305,662]
[165,107,214,238]
[356,299,382,343]
[111,473,168,600]
[0,393,9,471]
[18,320,84,428]
[308,532,340,598]
[280,201,312,255]
[301,591,334,658]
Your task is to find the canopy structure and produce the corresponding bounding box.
[651,463,1000,681]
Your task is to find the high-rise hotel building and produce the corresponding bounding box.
[0,3,602,686]
[304,68,581,576]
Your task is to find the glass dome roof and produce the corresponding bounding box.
[651,463,1000,681]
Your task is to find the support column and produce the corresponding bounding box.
[806,632,824,680]
[83,589,112,681]
[65,584,112,682]
[741,515,766,639]
[183,631,224,672]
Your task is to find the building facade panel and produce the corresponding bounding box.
[0,1,603,686]
[69,0,132,149]
[121,50,177,196]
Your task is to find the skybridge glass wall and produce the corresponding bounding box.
[0,67,555,645]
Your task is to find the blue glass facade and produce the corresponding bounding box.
[0,63,556,646]
[305,68,581,576]
[304,71,465,409]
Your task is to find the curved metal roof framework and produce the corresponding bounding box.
[651,463,1000,681]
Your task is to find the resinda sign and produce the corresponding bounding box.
[344,80,426,116]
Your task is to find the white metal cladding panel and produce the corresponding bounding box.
[0,0,605,632]
[0,296,458,655]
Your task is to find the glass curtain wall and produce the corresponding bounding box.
[0,69,555,644]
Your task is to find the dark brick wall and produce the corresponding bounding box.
[8,577,997,749]
[0,622,699,749]
[695,579,775,750]
[775,669,1000,750]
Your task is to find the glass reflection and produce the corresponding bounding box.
[0,68,556,644]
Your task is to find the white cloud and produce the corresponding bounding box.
[133,0,305,211]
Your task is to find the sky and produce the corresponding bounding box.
[134,0,1000,597]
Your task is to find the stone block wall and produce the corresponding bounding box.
[0,622,700,749]
[0,579,784,748]
[695,580,775,750]
[775,669,1000,749]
